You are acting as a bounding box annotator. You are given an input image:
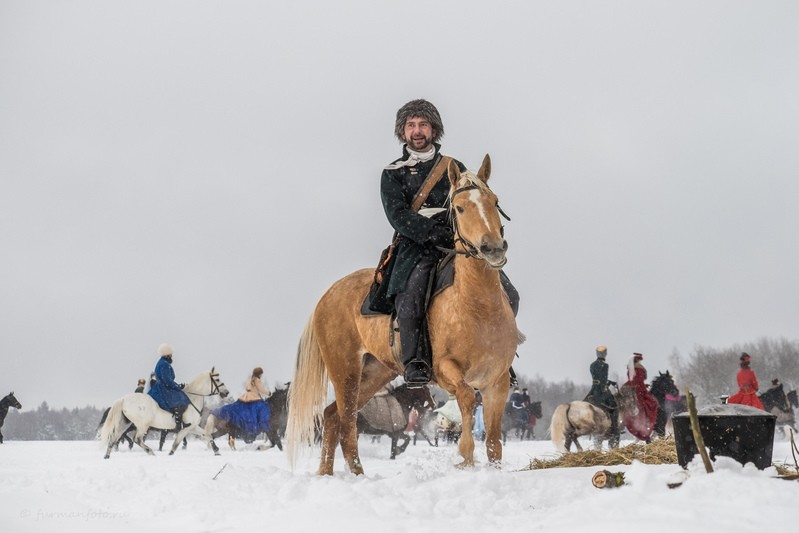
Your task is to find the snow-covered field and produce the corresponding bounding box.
[2,435,798,533]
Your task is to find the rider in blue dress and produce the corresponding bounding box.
[215,367,272,443]
[147,343,191,428]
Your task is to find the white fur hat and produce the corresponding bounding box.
[158,343,173,356]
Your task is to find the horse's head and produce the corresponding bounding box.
[6,392,22,410]
[186,368,229,398]
[447,155,509,269]
[209,368,230,398]
[651,371,678,399]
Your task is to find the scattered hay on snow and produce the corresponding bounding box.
[523,437,680,470]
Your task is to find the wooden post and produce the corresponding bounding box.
[686,389,714,473]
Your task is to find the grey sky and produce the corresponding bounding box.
[2,1,798,409]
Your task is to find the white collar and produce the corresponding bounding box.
[384,146,437,170]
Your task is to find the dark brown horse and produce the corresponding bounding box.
[357,384,435,459]
[759,382,798,436]
[502,401,542,443]
[0,392,22,444]
[287,156,521,474]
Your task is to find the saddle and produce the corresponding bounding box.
[360,253,455,317]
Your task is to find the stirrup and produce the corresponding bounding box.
[404,359,431,388]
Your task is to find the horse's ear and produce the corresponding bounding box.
[211,366,215,373]
[476,154,491,183]
[447,159,461,187]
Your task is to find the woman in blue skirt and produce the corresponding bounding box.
[215,367,272,442]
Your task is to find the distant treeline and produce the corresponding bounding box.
[3,402,104,441]
[4,337,796,441]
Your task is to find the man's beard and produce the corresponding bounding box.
[407,135,433,152]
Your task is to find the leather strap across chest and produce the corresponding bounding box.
[411,155,452,212]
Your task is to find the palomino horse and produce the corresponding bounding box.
[550,385,637,452]
[287,155,520,475]
[0,392,22,444]
[100,369,229,458]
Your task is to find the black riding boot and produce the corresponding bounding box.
[173,407,191,430]
[398,316,432,387]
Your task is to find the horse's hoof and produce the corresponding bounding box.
[104,454,110,459]
[168,450,174,456]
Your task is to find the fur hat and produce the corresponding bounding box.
[252,367,264,378]
[137,378,146,386]
[596,346,607,359]
[394,99,444,143]
[740,352,751,363]
[158,343,173,356]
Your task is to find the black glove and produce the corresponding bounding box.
[427,224,453,247]
[179,383,185,389]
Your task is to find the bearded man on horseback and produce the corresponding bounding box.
[147,343,191,429]
[585,346,620,447]
[372,99,520,386]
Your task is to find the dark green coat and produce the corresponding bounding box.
[380,145,466,301]
[587,358,618,411]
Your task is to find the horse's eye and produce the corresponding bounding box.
[500,225,505,237]
[456,205,464,214]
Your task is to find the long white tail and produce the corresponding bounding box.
[285,312,329,470]
[550,403,570,452]
[99,398,125,446]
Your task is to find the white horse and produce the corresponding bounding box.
[550,386,637,453]
[100,368,229,459]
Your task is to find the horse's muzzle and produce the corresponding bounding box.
[480,238,508,268]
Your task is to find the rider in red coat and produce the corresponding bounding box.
[622,353,659,442]
[727,352,765,410]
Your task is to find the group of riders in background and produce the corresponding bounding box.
[582,346,794,448]
[112,342,792,453]
[141,343,272,444]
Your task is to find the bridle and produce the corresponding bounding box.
[437,183,511,258]
[183,370,227,416]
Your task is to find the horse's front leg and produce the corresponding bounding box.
[481,383,508,466]
[171,421,205,455]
